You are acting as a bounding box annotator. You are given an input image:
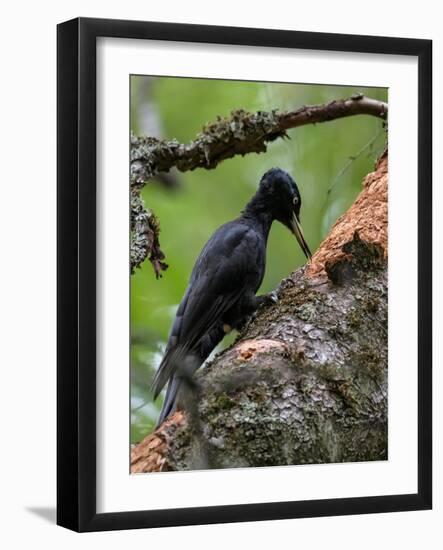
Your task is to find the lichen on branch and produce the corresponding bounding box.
[130,109,286,184]
[130,190,167,278]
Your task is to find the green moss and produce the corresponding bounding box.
[355,344,385,383]
[362,294,380,314]
[346,306,362,329]
[214,393,235,411]
[293,302,317,321]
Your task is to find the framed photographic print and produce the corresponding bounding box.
[57,17,432,532]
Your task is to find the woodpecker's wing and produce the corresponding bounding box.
[151,221,260,398]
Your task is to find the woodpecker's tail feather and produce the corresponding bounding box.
[154,351,200,427]
[153,325,226,427]
[156,375,180,428]
[151,345,184,400]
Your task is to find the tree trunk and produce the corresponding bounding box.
[131,152,388,473]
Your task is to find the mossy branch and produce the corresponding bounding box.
[131,94,387,275]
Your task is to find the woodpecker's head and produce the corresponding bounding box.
[258,168,312,260]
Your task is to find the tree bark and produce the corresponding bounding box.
[131,151,388,473]
[130,94,387,276]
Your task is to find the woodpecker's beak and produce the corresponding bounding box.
[291,213,312,260]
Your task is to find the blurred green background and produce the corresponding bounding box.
[130,76,388,443]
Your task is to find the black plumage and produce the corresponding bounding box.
[152,168,311,426]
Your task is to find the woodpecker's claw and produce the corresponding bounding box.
[258,290,278,309]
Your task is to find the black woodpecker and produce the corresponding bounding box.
[152,168,312,426]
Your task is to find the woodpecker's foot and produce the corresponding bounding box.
[259,290,279,308]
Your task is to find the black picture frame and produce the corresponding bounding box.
[57,17,432,532]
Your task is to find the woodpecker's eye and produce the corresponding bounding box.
[293,196,299,206]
